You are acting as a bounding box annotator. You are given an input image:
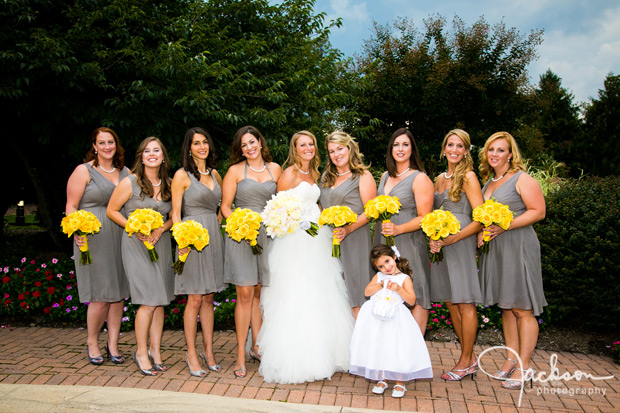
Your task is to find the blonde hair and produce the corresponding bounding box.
[440,129,473,202]
[283,131,320,181]
[321,131,369,188]
[478,132,526,182]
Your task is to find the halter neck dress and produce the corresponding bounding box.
[429,189,482,304]
[223,162,277,286]
[174,170,226,295]
[319,174,373,307]
[479,171,547,315]
[374,171,431,309]
[74,164,130,302]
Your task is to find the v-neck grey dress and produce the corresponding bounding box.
[121,175,174,306]
[374,171,431,309]
[479,171,547,315]
[174,171,226,295]
[319,175,373,308]
[429,190,482,304]
[74,164,130,302]
[223,163,276,287]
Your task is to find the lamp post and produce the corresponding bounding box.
[16,201,25,225]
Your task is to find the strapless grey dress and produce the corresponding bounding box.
[174,171,226,295]
[319,175,373,307]
[223,163,276,286]
[121,175,174,306]
[429,190,482,304]
[479,171,547,315]
[374,171,431,309]
[74,164,130,302]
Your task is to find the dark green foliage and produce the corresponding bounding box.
[536,176,620,330]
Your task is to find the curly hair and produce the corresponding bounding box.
[440,129,474,202]
[283,131,321,181]
[370,244,413,277]
[478,131,526,183]
[321,131,369,188]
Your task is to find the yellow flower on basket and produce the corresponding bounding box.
[472,199,514,254]
[171,220,210,275]
[61,210,102,265]
[225,208,263,255]
[364,195,402,247]
[125,208,165,262]
[318,205,357,257]
[420,208,461,263]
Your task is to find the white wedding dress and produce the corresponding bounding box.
[257,181,355,384]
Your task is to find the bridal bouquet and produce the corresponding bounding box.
[318,205,357,257]
[364,195,402,247]
[261,192,319,238]
[125,208,165,262]
[472,199,514,254]
[171,220,210,275]
[61,210,102,265]
[420,209,461,263]
[225,207,263,255]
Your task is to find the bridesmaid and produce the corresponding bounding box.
[477,132,547,390]
[171,128,226,377]
[429,129,483,381]
[107,137,174,376]
[221,126,282,378]
[65,127,130,365]
[319,131,376,318]
[374,128,434,333]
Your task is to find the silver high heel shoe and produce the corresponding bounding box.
[492,358,517,380]
[502,367,536,390]
[199,352,222,372]
[185,353,207,377]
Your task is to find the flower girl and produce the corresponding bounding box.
[349,245,433,397]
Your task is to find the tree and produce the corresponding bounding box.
[1,0,348,245]
[573,73,620,177]
[343,15,543,174]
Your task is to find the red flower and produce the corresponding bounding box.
[47,287,55,294]
[34,281,42,287]
[43,307,51,314]
[59,299,64,306]
[32,291,41,298]
[18,293,25,300]
[2,276,9,283]
[4,299,11,305]
[20,302,26,307]
[24,291,30,295]
[35,268,40,272]
[46,275,53,281]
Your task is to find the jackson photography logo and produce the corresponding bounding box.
[477,346,615,407]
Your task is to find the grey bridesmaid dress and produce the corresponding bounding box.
[374,171,431,309]
[174,171,226,295]
[121,175,174,306]
[479,171,547,315]
[429,190,482,304]
[74,164,130,302]
[223,162,276,287]
[319,175,373,307]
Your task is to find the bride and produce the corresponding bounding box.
[257,131,355,384]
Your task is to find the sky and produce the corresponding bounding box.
[312,0,620,105]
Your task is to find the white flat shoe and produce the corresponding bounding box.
[372,381,388,394]
[392,384,406,398]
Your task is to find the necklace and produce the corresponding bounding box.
[152,179,162,187]
[443,171,454,179]
[198,168,210,176]
[336,170,351,177]
[297,166,310,175]
[396,167,410,177]
[248,162,267,173]
[491,170,508,182]
[99,165,116,174]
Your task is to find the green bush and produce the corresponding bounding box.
[536,176,620,330]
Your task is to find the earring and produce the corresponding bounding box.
[95,150,98,154]
[464,154,467,158]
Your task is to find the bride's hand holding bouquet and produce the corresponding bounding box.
[364,195,401,247]
[225,207,263,255]
[318,205,357,257]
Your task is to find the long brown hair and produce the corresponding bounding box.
[370,244,413,277]
[440,129,473,202]
[131,137,172,202]
[83,127,125,169]
[229,126,272,165]
[386,128,424,177]
[478,131,526,183]
[283,131,321,181]
[321,131,369,188]
[181,127,217,180]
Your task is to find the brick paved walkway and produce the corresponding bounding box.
[0,327,618,412]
